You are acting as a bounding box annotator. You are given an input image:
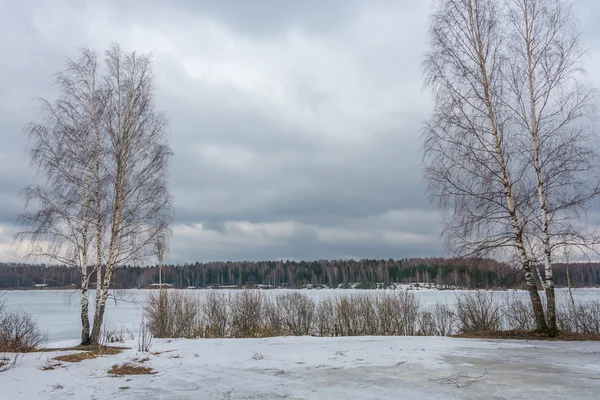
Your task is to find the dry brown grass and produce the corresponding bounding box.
[40,345,123,366]
[37,345,125,354]
[53,352,98,363]
[108,362,156,376]
[37,345,90,352]
[97,346,123,355]
[40,362,63,371]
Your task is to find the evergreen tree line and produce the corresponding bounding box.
[1,258,599,289]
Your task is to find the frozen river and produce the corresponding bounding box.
[2,288,599,342]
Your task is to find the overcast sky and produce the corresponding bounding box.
[1,0,599,264]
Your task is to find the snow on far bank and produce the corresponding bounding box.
[1,336,600,399]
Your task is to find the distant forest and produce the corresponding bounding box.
[0,258,599,289]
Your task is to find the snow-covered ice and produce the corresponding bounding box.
[2,336,600,399]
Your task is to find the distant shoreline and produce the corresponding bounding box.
[1,285,598,291]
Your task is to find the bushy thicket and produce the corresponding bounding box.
[144,290,600,339]
[145,290,455,338]
[455,291,600,334]
[0,295,47,372]
[0,295,46,353]
[557,300,600,334]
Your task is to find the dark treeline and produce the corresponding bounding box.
[1,258,599,289]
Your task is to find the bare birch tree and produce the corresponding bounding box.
[18,44,173,347]
[423,0,599,335]
[505,0,599,335]
[18,48,104,344]
[422,0,547,330]
[88,44,173,345]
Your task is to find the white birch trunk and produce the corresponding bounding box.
[469,0,548,331]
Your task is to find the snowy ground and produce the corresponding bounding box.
[2,336,600,399]
[3,288,599,342]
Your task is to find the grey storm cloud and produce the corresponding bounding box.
[1,0,599,263]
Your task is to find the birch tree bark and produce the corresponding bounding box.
[89,44,173,345]
[506,0,598,335]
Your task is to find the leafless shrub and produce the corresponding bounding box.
[334,296,361,336]
[276,292,315,336]
[418,310,437,336]
[0,309,47,353]
[391,291,420,336]
[144,291,201,338]
[418,303,456,336]
[145,292,167,337]
[262,298,284,337]
[375,292,421,336]
[229,291,264,338]
[503,293,536,331]
[314,298,336,336]
[455,292,502,333]
[331,292,421,336]
[101,324,134,344]
[201,292,229,338]
[0,294,5,315]
[141,290,441,339]
[575,300,600,334]
[0,298,46,372]
[431,303,456,336]
[557,302,576,333]
[138,318,153,353]
[377,294,398,335]
[558,300,600,334]
[356,295,379,335]
[335,295,372,336]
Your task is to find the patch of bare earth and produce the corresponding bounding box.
[37,345,126,353]
[37,346,124,369]
[452,330,600,341]
[53,352,98,363]
[108,363,156,376]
